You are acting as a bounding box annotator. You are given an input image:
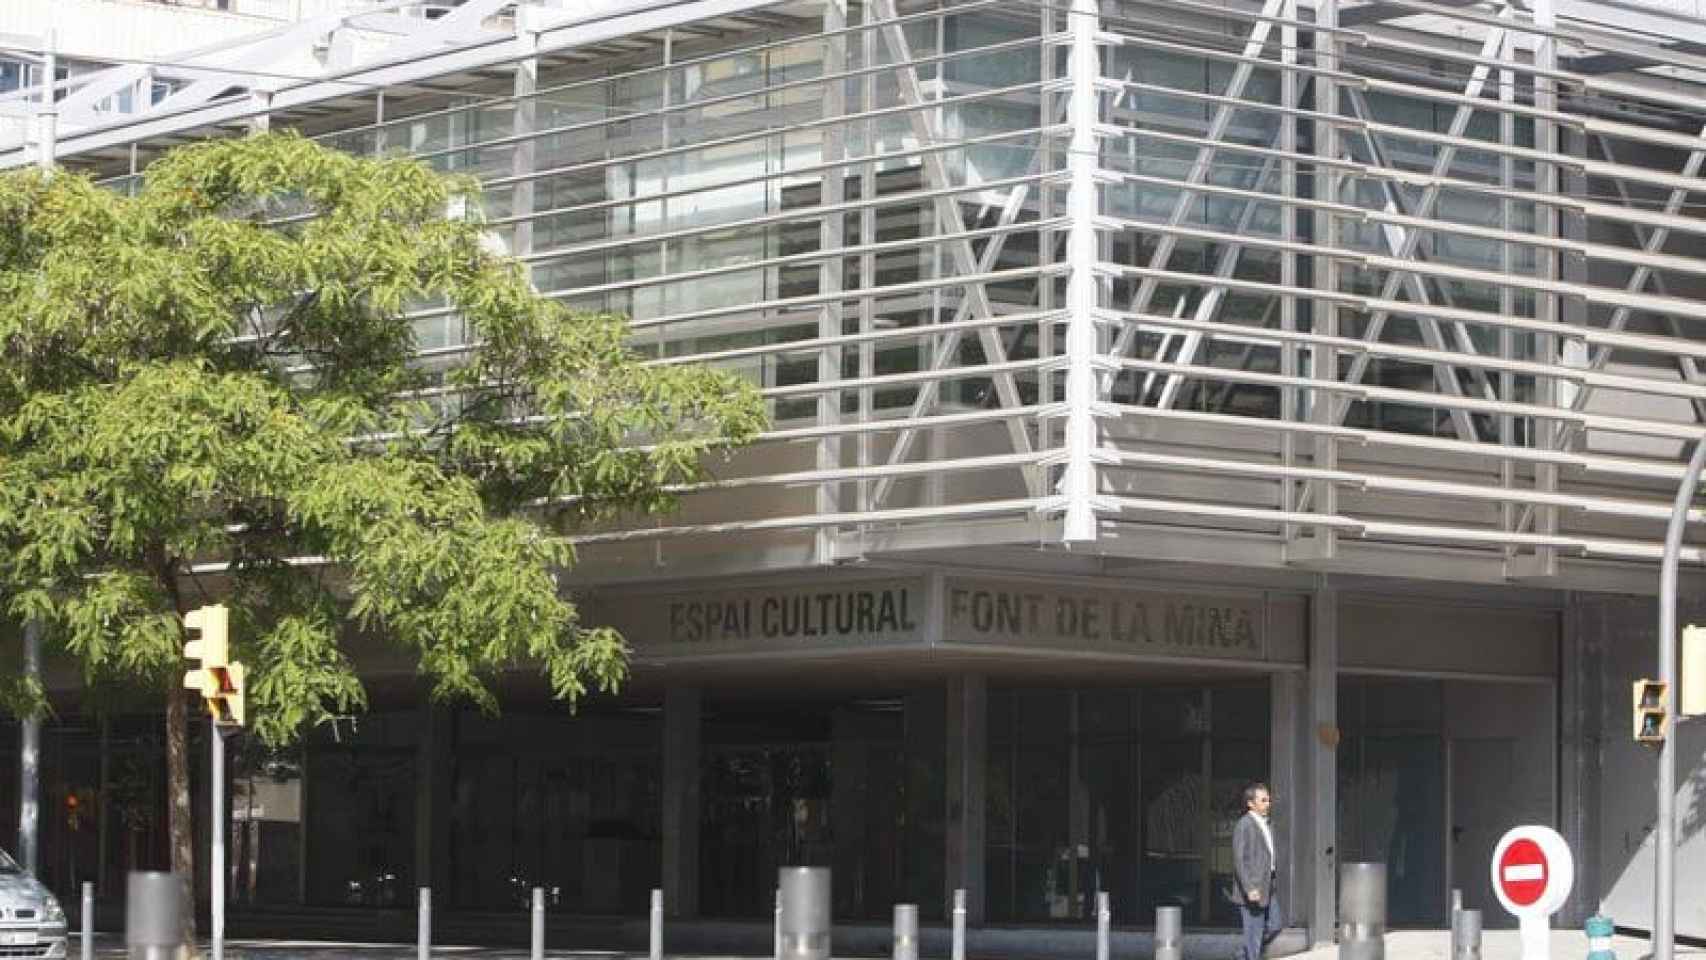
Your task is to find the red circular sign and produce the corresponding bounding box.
[1498,838,1550,907]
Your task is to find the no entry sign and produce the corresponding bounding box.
[1490,826,1575,960]
[1498,838,1550,907]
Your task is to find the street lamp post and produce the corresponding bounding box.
[1653,436,1706,960]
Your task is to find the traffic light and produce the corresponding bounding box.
[1634,679,1669,744]
[1684,626,1706,718]
[184,604,245,728]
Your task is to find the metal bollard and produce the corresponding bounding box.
[1454,910,1482,960]
[1338,863,1387,960]
[1584,915,1614,960]
[893,904,919,960]
[952,889,967,960]
[1450,889,1464,960]
[1095,892,1110,960]
[778,867,832,960]
[124,872,184,960]
[774,888,782,960]
[531,887,545,960]
[80,882,93,960]
[418,887,431,960]
[1155,906,1183,960]
[651,889,665,960]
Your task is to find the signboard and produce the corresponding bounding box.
[588,578,927,657]
[943,578,1267,661]
[586,575,1284,664]
[1491,825,1575,960]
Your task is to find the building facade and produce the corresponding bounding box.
[4,0,1706,948]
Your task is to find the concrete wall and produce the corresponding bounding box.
[1577,595,1706,940]
[1336,595,1559,928]
[1340,599,1557,679]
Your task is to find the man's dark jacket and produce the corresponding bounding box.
[1228,812,1276,908]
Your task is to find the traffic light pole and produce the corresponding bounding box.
[211,723,225,960]
[1654,436,1706,960]
[183,603,241,960]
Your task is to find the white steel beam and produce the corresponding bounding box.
[1301,0,1344,566]
[1061,0,1103,543]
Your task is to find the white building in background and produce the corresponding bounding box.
[3,0,1706,954]
[0,0,390,149]
[0,0,389,89]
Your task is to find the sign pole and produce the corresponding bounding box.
[1518,916,1548,960]
[1491,826,1573,960]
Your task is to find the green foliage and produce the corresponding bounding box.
[0,133,765,746]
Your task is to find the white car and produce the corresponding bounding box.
[0,850,66,958]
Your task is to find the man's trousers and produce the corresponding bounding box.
[1240,892,1284,960]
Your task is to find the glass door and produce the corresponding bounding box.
[987,684,1272,926]
[699,744,833,917]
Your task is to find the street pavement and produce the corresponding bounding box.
[70,928,1706,960]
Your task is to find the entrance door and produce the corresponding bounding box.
[700,744,834,918]
[1450,738,1517,924]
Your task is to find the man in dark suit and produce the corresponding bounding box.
[1230,781,1283,960]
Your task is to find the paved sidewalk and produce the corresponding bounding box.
[65,929,1706,960]
[1286,930,1706,960]
[76,938,646,959]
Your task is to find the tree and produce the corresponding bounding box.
[0,133,765,940]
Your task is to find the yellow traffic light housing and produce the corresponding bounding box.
[184,604,245,728]
[1684,625,1706,718]
[184,604,228,670]
[1634,679,1669,744]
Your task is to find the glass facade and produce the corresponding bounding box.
[310,4,1060,443]
[4,664,1564,937]
[1334,679,1454,929]
[304,717,416,908]
[445,710,661,913]
[36,0,1706,577]
[0,715,176,900]
[698,692,943,921]
[985,684,1270,925]
[0,677,1274,926]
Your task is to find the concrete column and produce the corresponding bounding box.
[246,91,271,134]
[662,688,702,918]
[832,708,868,918]
[1559,594,1601,924]
[414,702,450,897]
[1307,578,1339,945]
[945,675,986,925]
[1272,670,1306,926]
[905,688,947,916]
[98,716,110,890]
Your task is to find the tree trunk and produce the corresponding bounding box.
[166,683,198,956]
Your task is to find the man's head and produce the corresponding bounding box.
[1244,781,1272,816]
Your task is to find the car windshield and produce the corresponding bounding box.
[0,849,20,875]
